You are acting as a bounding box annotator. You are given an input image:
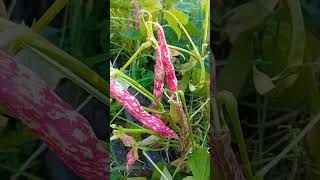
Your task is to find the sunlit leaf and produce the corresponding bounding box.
[186,147,210,180]
[140,0,163,14]
[164,9,189,39]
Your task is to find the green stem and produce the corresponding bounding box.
[137,144,178,151]
[164,10,201,57]
[142,150,170,180]
[119,41,152,73]
[201,0,210,57]
[167,44,201,62]
[190,97,210,120]
[121,128,158,136]
[32,0,69,32]
[178,90,195,150]
[143,107,164,114]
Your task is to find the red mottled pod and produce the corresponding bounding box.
[126,148,136,171]
[0,51,108,180]
[153,47,165,101]
[120,134,136,147]
[157,24,178,93]
[152,47,165,119]
[110,78,178,138]
[133,0,140,30]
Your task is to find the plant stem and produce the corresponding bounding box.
[121,128,158,136]
[201,0,210,57]
[32,0,69,32]
[119,41,152,73]
[167,44,201,62]
[142,150,170,180]
[143,107,163,114]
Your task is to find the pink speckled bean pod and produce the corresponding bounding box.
[153,47,165,101]
[133,0,140,30]
[119,134,137,172]
[151,47,165,119]
[110,78,178,138]
[126,148,136,171]
[120,134,136,147]
[0,51,108,179]
[157,24,178,93]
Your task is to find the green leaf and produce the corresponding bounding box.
[252,66,275,95]
[186,146,210,180]
[164,9,189,39]
[184,22,201,37]
[166,9,189,25]
[140,0,163,14]
[160,166,173,180]
[180,60,197,75]
[178,72,190,92]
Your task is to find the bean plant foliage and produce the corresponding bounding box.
[110,0,210,179]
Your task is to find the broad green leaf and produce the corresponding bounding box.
[178,72,190,92]
[166,9,189,25]
[164,12,181,39]
[160,166,173,180]
[164,9,189,39]
[184,22,201,37]
[252,66,275,95]
[186,146,210,180]
[140,0,163,14]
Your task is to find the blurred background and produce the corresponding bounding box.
[211,0,320,179]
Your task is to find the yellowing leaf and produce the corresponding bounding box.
[170,48,181,57]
